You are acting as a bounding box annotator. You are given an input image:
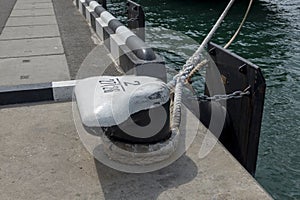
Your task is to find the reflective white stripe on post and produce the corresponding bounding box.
[95,17,107,41]
[89,1,100,11]
[100,11,115,24]
[115,26,135,42]
[110,34,125,65]
[52,80,76,102]
[85,6,94,24]
[79,0,85,14]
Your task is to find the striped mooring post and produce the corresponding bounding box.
[75,0,167,82]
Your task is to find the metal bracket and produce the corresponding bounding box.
[239,63,247,74]
[96,0,107,9]
[186,42,266,176]
[126,0,145,41]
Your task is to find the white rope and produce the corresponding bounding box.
[185,0,253,81]
[171,77,184,129]
[101,83,181,165]
[167,0,236,134]
[101,82,182,165]
[224,0,254,49]
[100,0,255,165]
[167,0,236,89]
[101,130,180,165]
[186,59,209,83]
[101,79,183,165]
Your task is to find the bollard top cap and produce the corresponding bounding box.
[75,76,170,127]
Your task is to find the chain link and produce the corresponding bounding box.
[191,86,251,102]
[127,17,139,22]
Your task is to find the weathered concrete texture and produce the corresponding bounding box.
[52,0,97,79]
[14,2,53,10]
[0,102,272,199]
[5,15,57,27]
[14,0,52,3]
[0,25,59,40]
[0,37,64,58]
[10,8,54,17]
[0,0,71,86]
[0,102,100,200]
[75,44,122,79]
[0,55,70,86]
[16,0,51,2]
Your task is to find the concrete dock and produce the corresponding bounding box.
[0,0,70,86]
[0,102,272,199]
[0,0,273,199]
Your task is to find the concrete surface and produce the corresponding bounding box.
[0,55,69,86]
[16,0,51,2]
[0,24,60,40]
[52,0,97,79]
[0,102,272,199]
[5,15,57,27]
[14,2,53,10]
[0,0,273,199]
[0,0,101,81]
[75,44,122,79]
[0,0,70,85]
[10,8,54,17]
[0,37,64,58]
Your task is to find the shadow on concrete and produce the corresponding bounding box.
[94,154,198,200]
[0,0,17,34]
[75,44,122,80]
[52,0,96,79]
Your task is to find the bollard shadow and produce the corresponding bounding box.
[93,154,198,200]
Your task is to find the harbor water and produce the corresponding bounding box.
[108,0,300,199]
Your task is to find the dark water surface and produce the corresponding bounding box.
[108,0,300,199]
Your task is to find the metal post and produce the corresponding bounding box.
[126,0,145,41]
[96,0,106,9]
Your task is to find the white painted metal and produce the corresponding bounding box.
[89,1,99,11]
[110,34,125,65]
[115,26,135,42]
[52,80,76,102]
[95,17,106,41]
[75,76,169,127]
[100,11,115,24]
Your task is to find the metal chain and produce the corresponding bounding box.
[191,86,251,102]
[127,17,138,22]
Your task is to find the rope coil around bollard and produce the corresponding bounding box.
[100,0,253,165]
[75,0,254,167]
[168,0,237,134]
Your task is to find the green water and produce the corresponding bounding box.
[109,0,300,199]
